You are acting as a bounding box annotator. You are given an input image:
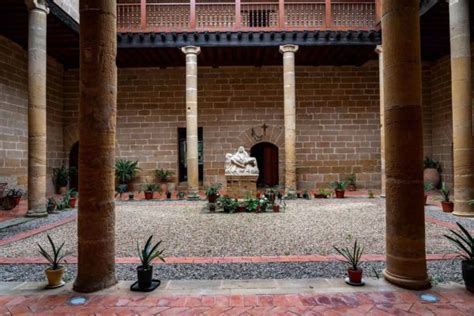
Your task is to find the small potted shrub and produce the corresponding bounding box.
[333,240,364,286]
[52,166,74,194]
[177,191,185,200]
[272,197,285,212]
[439,182,453,212]
[368,190,375,199]
[330,181,348,199]
[46,198,57,214]
[115,159,141,192]
[7,188,24,206]
[155,169,174,195]
[347,174,357,191]
[296,192,302,198]
[141,183,158,200]
[444,222,474,293]
[218,195,238,213]
[205,183,222,203]
[115,184,128,200]
[424,183,433,205]
[244,197,259,212]
[423,157,441,189]
[38,235,69,289]
[257,196,269,212]
[129,193,135,200]
[314,188,331,199]
[265,187,277,204]
[66,189,78,208]
[302,190,310,200]
[133,235,165,291]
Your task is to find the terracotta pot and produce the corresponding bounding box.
[348,268,363,284]
[1,196,16,210]
[272,205,280,212]
[144,191,154,200]
[160,183,168,194]
[14,196,21,206]
[45,266,65,288]
[237,206,246,213]
[441,201,454,213]
[256,192,261,199]
[207,193,218,203]
[423,168,440,189]
[137,265,153,289]
[69,196,77,208]
[462,260,474,293]
[335,189,345,199]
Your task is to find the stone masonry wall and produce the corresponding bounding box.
[0,35,65,195]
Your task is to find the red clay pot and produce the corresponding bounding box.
[348,268,363,284]
[256,192,261,199]
[14,196,21,206]
[441,201,454,213]
[272,205,280,212]
[237,206,246,213]
[207,193,217,203]
[68,196,77,208]
[144,191,154,200]
[335,189,345,199]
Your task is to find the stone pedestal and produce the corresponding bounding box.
[226,175,258,199]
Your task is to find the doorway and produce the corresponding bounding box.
[69,142,79,190]
[250,142,279,187]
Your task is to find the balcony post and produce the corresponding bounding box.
[235,0,241,29]
[279,0,285,28]
[190,0,196,29]
[325,0,332,29]
[140,0,146,30]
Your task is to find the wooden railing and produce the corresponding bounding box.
[117,0,381,32]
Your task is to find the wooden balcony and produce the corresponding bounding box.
[117,0,381,33]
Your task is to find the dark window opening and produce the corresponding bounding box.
[178,127,204,182]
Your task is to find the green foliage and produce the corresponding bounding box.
[52,166,76,189]
[115,159,141,184]
[6,187,24,198]
[141,182,158,193]
[258,196,269,211]
[218,195,239,213]
[423,157,441,171]
[333,239,364,271]
[347,174,356,186]
[116,184,128,197]
[330,181,348,190]
[177,191,185,199]
[424,183,433,192]
[37,235,69,270]
[205,183,222,196]
[368,190,374,198]
[318,188,332,197]
[46,198,57,214]
[137,235,165,269]
[155,169,174,183]
[443,222,474,263]
[438,182,450,202]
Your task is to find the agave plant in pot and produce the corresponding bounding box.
[438,182,453,212]
[444,222,474,292]
[132,235,165,292]
[333,240,364,286]
[115,159,141,192]
[330,180,348,199]
[141,183,158,200]
[205,183,222,203]
[38,235,69,289]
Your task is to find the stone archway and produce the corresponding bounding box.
[64,123,79,158]
[237,125,285,186]
[251,142,279,187]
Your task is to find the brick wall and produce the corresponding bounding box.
[0,35,65,195]
[63,63,383,190]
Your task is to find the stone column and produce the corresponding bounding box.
[73,0,118,293]
[280,44,299,196]
[382,0,430,290]
[25,0,49,218]
[449,0,474,217]
[181,46,201,199]
[376,45,386,197]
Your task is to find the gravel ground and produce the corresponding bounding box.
[0,209,76,240]
[0,260,463,284]
[0,199,455,257]
[425,206,474,229]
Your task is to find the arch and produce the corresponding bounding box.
[63,123,79,156]
[237,125,284,151]
[69,142,79,190]
[251,142,279,187]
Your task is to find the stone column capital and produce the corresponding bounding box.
[279,44,299,54]
[25,0,49,14]
[375,45,383,54]
[181,46,201,55]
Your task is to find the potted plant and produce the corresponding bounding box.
[368,190,375,199]
[257,196,269,212]
[115,159,141,192]
[244,197,259,212]
[424,183,433,205]
[166,191,172,199]
[66,189,78,208]
[444,222,474,293]
[52,166,71,194]
[236,201,246,213]
[46,198,57,214]
[205,183,222,203]
[265,187,277,204]
[129,193,135,200]
[347,174,357,191]
[177,191,185,200]
[155,169,174,195]
[439,182,453,212]
[330,181,348,199]
[302,190,310,200]
[297,192,302,199]
[116,184,128,200]
[141,183,158,200]
[423,157,441,189]
[134,235,165,291]
[314,188,331,199]
[256,191,261,199]
[7,188,24,206]
[37,235,69,289]
[333,240,364,286]
[218,195,239,213]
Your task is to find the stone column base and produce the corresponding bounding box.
[26,208,48,218]
[226,175,258,199]
[187,192,200,201]
[383,269,430,291]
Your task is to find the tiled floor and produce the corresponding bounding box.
[0,279,472,315]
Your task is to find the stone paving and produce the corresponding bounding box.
[0,279,473,315]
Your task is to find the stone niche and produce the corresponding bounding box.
[224,146,259,198]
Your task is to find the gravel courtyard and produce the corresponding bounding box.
[0,198,456,258]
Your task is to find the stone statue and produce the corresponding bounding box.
[225,146,259,175]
